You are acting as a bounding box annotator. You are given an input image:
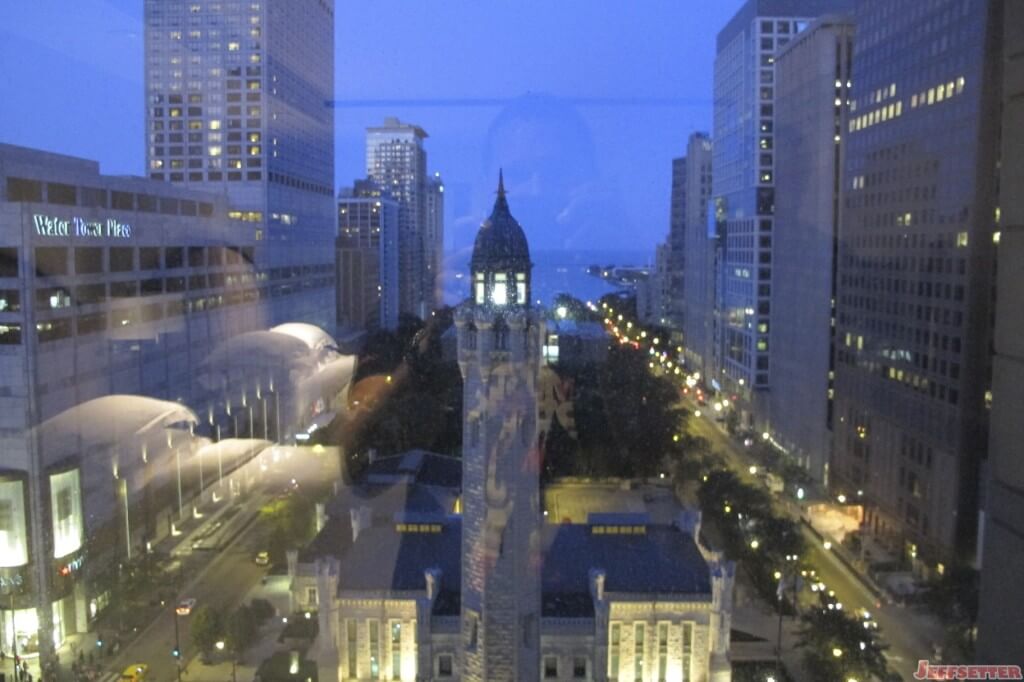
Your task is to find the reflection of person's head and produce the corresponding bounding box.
[482,94,598,249]
[484,94,597,187]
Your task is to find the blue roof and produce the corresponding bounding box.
[586,512,651,526]
[324,521,710,618]
[297,515,351,563]
[336,519,463,615]
[541,525,712,606]
[325,481,457,520]
[365,450,462,488]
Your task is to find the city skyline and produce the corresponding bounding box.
[1,0,1021,677]
[0,1,742,254]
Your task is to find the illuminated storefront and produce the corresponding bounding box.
[49,468,84,560]
[0,475,29,568]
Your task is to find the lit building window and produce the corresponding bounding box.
[492,273,508,305]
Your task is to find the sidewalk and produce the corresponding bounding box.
[37,493,266,682]
[179,578,294,682]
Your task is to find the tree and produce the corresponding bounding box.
[921,564,979,658]
[724,409,740,435]
[344,306,463,468]
[597,346,685,477]
[756,516,805,564]
[225,606,259,659]
[267,519,290,567]
[796,608,888,681]
[698,470,772,522]
[249,598,275,624]
[551,293,601,322]
[190,605,225,661]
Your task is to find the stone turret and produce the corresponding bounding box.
[458,173,543,682]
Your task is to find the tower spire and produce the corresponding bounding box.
[497,168,506,200]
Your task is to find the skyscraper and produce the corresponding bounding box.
[336,181,399,331]
[679,133,715,375]
[977,0,1024,662]
[668,156,687,328]
[143,0,336,330]
[832,0,1003,566]
[713,0,852,418]
[365,118,433,320]
[425,173,446,311]
[767,15,854,485]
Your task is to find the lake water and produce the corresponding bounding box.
[441,249,650,307]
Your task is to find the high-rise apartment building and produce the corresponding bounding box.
[767,16,853,485]
[143,0,336,330]
[425,173,445,311]
[713,0,852,415]
[336,181,399,331]
[365,118,436,320]
[832,0,1003,566]
[679,133,715,375]
[975,0,1022,664]
[668,157,687,328]
[638,242,671,327]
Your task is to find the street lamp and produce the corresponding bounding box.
[172,606,184,682]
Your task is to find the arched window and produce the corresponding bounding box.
[515,272,527,303]
[491,273,508,305]
[474,272,485,304]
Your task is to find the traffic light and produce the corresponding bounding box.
[171,647,181,659]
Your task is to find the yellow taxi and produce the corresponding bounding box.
[120,664,148,682]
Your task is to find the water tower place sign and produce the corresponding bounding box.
[33,214,133,239]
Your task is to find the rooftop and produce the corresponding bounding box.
[308,515,713,619]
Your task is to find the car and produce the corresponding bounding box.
[120,664,148,682]
[175,598,197,616]
[254,551,270,567]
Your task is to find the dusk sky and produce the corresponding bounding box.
[0,1,742,255]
